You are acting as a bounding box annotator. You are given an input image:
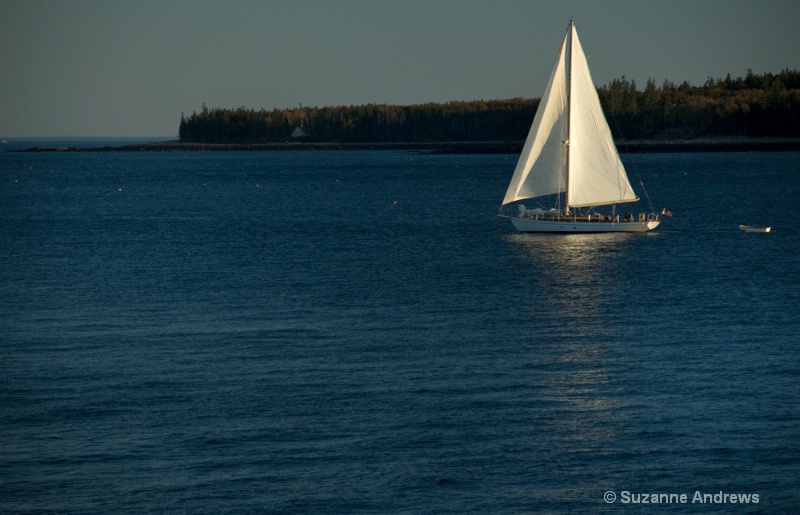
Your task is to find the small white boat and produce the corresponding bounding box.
[739,225,771,233]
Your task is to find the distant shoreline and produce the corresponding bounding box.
[13,138,800,154]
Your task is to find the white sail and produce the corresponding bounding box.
[501,21,638,209]
[501,35,568,206]
[566,26,638,208]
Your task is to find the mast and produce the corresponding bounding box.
[564,19,574,215]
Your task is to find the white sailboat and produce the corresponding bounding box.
[500,20,660,233]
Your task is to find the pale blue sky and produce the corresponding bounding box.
[2,0,798,137]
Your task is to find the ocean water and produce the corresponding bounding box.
[1,143,799,513]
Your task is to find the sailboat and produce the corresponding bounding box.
[500,20,660,233]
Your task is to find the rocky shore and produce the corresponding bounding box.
[15,138,800,154]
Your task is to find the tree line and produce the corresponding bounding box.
[179,69,800,144]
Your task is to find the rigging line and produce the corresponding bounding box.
[599,85,657,212]
[599,85,636,164]
[638,179,656,214]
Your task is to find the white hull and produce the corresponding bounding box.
[511,217,659,233]
[739,225,771,233]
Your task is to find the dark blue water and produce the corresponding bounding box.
[2,144,799,513]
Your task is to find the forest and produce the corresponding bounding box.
[178,69,800,144]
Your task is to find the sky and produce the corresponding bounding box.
[1,0,798,138]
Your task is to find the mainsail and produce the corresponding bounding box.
[501,21,638,210]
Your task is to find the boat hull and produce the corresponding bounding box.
[739,225,771,233]
[511,217,660,233]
